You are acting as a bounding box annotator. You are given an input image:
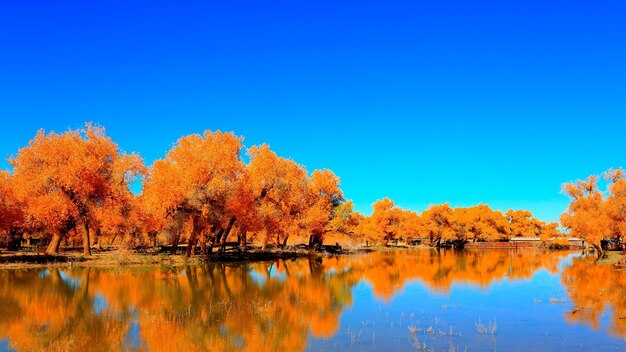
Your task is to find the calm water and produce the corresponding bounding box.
[0,249,624,352]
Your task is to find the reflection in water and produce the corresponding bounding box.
[562,256,626,338]
[344,249,565,301]
[0,260,358,352]
[0,249,623,351]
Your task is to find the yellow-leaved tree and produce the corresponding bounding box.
[10,124,144,256]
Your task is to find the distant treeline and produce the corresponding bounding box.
[0,123,621,257]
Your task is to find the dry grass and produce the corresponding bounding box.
[475,318,497,335]
[0,249,204,270]
[596,251,626,265]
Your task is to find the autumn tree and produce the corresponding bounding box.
[9,124,144,255]
[561,169,626,255]
[0,171,24,250]
[604,168,626,244]
[462,204,510,242]
[135,193,167,248]
[561,175,611,256]
[94,195,144,248]
[243,145,309,250]
[303,169,345,248]
[355,198,408,246]
[420,203,457,246]
[324,200,362,240]
[506,209,541,237]
[142,130,245,256]
[241,145,345,250]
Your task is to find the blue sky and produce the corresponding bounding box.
[1,0,625,222]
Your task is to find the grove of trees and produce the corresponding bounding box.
[1,125,350,256]
[353,198,561,247]
[2,123,616,257]
[561,169,626,257]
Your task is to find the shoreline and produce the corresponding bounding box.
[0,246,379,270]
[0,245,619,270]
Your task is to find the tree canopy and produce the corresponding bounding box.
[3,122,610,256]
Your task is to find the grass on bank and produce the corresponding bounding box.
[596,250,626,265]
[1,244,623,270]
[0,244,383,270]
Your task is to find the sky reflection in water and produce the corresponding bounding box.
[0,249,624,352]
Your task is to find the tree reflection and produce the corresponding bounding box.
[343,249,567,301]
[562,257,626,338]
[0,249,574,351]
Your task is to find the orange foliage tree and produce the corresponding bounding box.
[355,198,420,245]
[605,168,626,245]
[0,171,24,249]
[560,168,626,256]
[142,130,245,256]
[2,121,585,255]
[323,200,359,239]
[355,201,557,248]
[303,169,345,247]
[420,203,457,246]
[561,175,611,256]
[93,194,145,248]
[248,145,311,249]
[506,209,541,237]
[142,138,346,255]
[9,124,144,256]
[239,145,345,250]
[463,204,510,242]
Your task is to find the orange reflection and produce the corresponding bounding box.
[562,257,626,338]
[342,249,568,301]
[0,249,573,351]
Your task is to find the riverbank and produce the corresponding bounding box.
[596,250,626,266]
[0,245,378,270]
[0,245,622,270]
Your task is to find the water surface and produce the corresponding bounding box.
[0,249,624,351]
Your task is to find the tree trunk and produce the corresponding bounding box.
[308,234,323,251]
[200,240,207,255]
[149,231,157,247]
[186,214,202,257]
[170,230,180,255]
[186,237,195,257]
[238,231,247,253]
[281,235,289,249]
[208,236,215,254]
[46,233,63,255]
[6,228,21,251]
[593,242,604,258]
[262,237,269,251]
[275,233,281,248]
[210,228,224,254]
[169,212,186,255]
[82,220,92,256]
[92,228,100,250]
[218,216,236,254]
[185,231,196,257]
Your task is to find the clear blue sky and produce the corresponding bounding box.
[1,0,625,222]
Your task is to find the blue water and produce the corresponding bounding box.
[0,249,624,351]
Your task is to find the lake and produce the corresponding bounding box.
[0,249,624,351]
